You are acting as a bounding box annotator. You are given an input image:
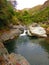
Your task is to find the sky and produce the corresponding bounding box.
[16,0,47,10]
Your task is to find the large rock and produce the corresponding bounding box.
[9,53,30,65]
[0,29,23,42]
[27,25,47,38]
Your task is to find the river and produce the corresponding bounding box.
[4,30,49,65]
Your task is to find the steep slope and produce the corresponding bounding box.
[31,0,49,23]
[27,5,42,15]
[41,0,49,9]
[22,5,42,15]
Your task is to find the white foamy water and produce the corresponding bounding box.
[20,30,27,36]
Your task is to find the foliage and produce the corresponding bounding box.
[0,0,49,29]
[0,0,17,29]
[15,5,49,26]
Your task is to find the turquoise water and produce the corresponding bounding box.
[4,35,49,65]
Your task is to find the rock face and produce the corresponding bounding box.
[0,29,20,42]
[41,0,49,9]
[0,42,8,55]
[27,24,47,38]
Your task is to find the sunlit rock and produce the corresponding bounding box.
[9,53,30,65]
[27,24,47,38]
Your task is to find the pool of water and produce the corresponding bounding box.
[4,34,49,65]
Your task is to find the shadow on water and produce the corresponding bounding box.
[4,39,18,53]
[28,35,38,39]
[39,38,49,53]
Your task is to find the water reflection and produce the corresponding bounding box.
[4,36,49,65]
[39,38,49,53]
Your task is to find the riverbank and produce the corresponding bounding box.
[0,23,49,65]
[4,33,49,65]
[0,24,25,42]
[0,25,30,65]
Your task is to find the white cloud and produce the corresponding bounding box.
[16,0,47,10]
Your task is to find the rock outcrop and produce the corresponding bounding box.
[0,25,24,42]
[41,0,49,9]
[0,29,21,42]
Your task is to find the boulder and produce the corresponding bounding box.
[27,25,47,38]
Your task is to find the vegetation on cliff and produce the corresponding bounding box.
[0,0,18,29]
[15,0,49,26]
[0,0,49,29]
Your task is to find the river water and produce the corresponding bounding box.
[4,30,49,65]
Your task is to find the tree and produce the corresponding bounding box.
[0,0,17,29]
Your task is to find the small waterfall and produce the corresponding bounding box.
[20,30,27,36]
